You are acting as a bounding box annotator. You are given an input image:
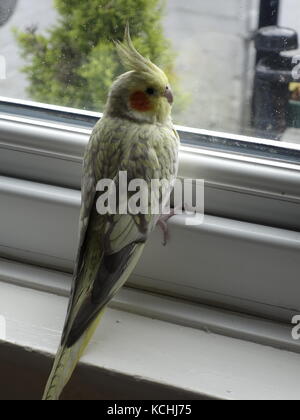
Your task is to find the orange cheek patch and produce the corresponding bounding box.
[129,91,153,112]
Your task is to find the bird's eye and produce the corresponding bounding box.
[146,87,155,95]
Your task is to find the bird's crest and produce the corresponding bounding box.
[115,25,168,84]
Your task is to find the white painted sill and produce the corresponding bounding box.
[1,261,300,400]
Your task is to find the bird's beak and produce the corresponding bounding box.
[164,87,174,105]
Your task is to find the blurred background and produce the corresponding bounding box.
[1,0,300,144]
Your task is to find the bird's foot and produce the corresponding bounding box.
[157,209,176,246]
[157,204,197,246]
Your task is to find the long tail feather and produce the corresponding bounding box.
[43,244,145,400]
[42,312,104,401]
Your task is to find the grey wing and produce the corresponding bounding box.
[63,125,100,326]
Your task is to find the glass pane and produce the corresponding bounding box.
[279,0,300,145]
[1,0,300,150]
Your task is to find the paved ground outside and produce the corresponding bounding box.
[0,0,56,100]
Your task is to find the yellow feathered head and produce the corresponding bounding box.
[107,25,173,123]
[116,26,168,85]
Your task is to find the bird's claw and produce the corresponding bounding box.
[157,209,176,246]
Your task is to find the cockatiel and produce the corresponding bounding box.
[42,27,180,400]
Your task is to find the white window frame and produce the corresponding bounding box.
[2,276,300,400]
[0,98,299,338]
[1,97,300,229]
[1,97,300,399]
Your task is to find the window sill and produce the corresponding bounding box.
[1,267,300,400]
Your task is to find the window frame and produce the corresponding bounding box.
[3,273,300,401]
[0,97,300,325]
[0,97,300,231]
